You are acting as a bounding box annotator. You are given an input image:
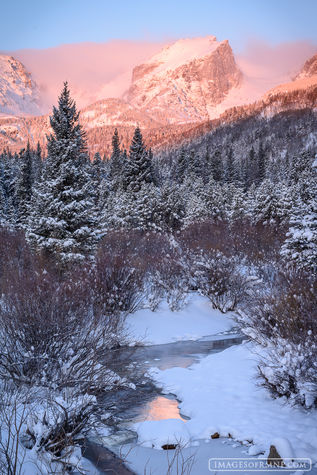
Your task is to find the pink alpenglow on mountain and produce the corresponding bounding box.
[264,52,317,98]
[0,55,41,116]
[295,53,317,80]
[125,36,242,124]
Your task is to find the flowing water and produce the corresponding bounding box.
[82,333,251,474]
[82,332,317,474]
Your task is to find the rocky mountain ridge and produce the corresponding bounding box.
[0,55,41,116]
[124,36,242,124]
[0,39,316,155]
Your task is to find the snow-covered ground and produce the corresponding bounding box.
[126,294,235,345]
[126,293,317,469]
[133,342,317,465]
[120,438,265,475]
[11,293,317,474]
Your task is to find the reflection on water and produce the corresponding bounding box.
[104,334,244,423]
[85,334,247,473]
[133,395,187,422]
[129,334,244,371]
[147,354,197,370]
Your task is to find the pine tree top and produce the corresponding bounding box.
[129,127,145,157]
[48,82,87,154]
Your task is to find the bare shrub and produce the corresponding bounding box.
[99,230,189,312]
[183,249,248,313]
[238,271,317,408]
[93,235,145,318]
[143,236,189,311]
[0,264,122,392]
[0,386,27,475]
[178,220,286,266]
[148,258,188,311]
[0,228,33,293]
[178,220,232,255]
[164,441,196,475]
[0,255,144,466]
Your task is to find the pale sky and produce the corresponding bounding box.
[1,0,316,112]
[1,0,317,52]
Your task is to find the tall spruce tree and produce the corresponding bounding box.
[225,147,235,184]
[109,128,123,190]
[0,152,16,224]
[14,142,33,227]
[158,182,185,231]
[209,148,222,182]
[281,157,317,272]
[125,127,153,192]
[175,148,188,183]
[32,141,43,183]
[27,82,98,264]
[91,151,106,215]
[257,142,266,184]
[92,152,103,190]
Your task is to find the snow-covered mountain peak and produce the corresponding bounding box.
[126,35,242,124]
[142,35,220,73]
[0,54,42,116]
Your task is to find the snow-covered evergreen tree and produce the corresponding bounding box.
[158,182,185,231]
[225,147,235,184]
[124,127,153,192]
[289,150,313,184]
[132,182,161,231]
[32,141,43,184]
[251,179,283,225]
[27,83,98,264]
[175,148,188,183]
[109,129,123,191]
[223,183,247,221]
[205,177,225,221]
[14,142,33,228]
[0,153,16,225]
[281,157,317,272]
[187,150,202,178]
[209,148,222,182]
[91,152,104,206]
[256,142,266,184]
[243,147,255,189]
[183,176,209,226]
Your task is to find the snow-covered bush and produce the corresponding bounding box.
[0,386,99,473]
[148,264,188,312]
[99,230,189,312]
[0,258,140,403]
[0,256,144,468]
[25,394,95,455]
[145,236,189,311]
[238,272,317,408]
[184,249,248,313]
[258,337,316,409]
[93,236,144,318]
[0,386,28,475]
[0,265,126,393]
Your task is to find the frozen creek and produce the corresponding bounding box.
[81,334,311,475]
